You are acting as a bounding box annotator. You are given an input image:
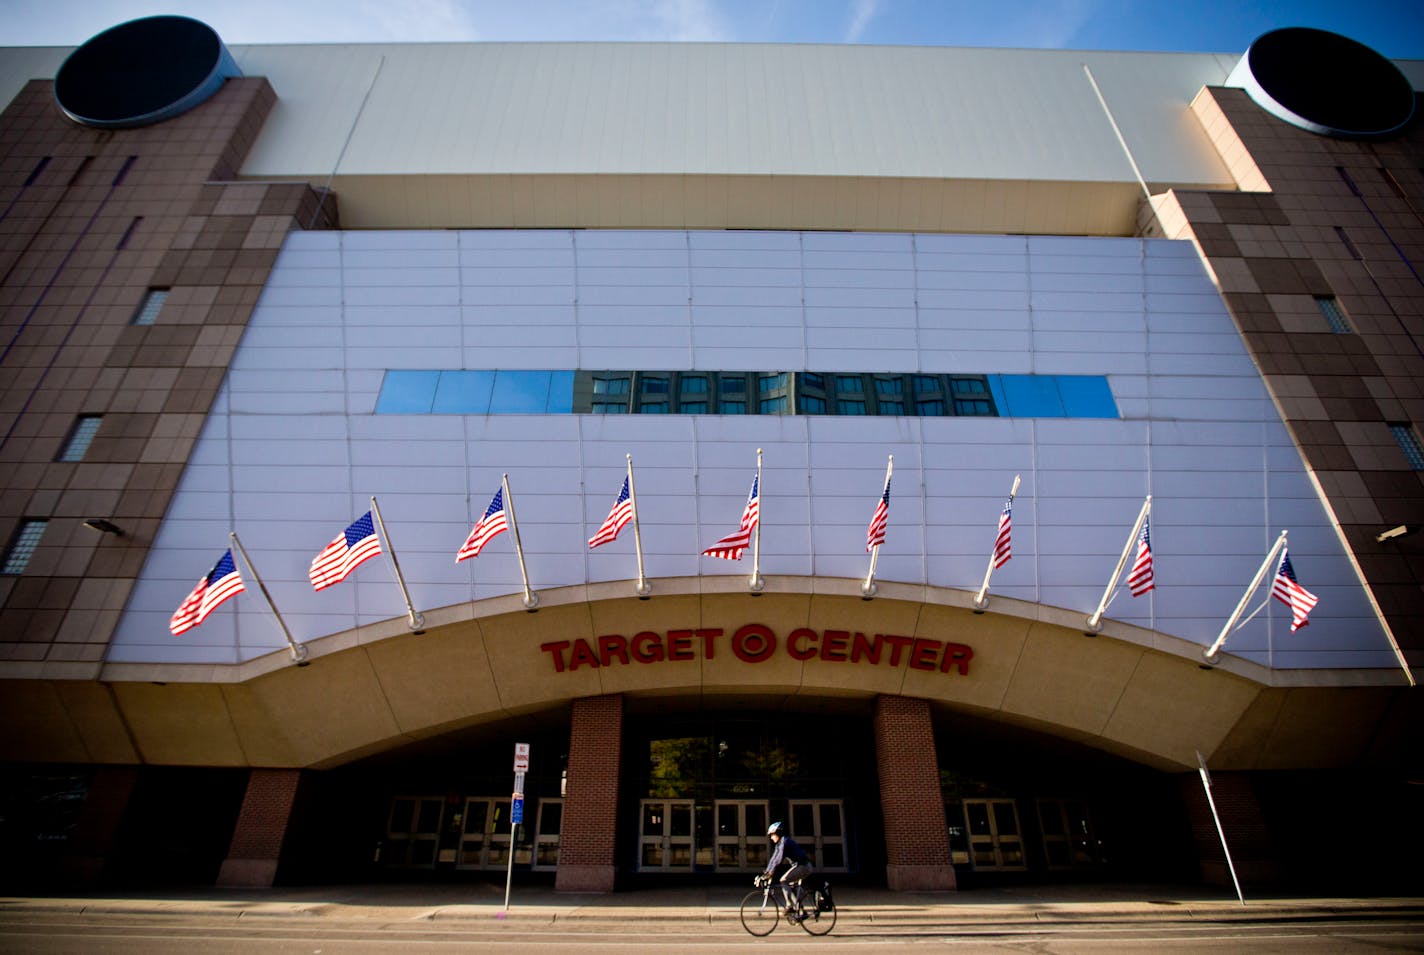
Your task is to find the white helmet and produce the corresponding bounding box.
[767,821,784,835]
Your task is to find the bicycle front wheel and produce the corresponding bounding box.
[739,889,779,936]
[798,891,836,936]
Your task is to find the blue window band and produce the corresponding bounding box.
[375,371,1119,418]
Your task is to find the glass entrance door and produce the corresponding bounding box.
[384,796,444,868]
[789,800,848,872]
[532,799,562,871]
[638,799,695,871]
[714,800,769,872]
[963,798,1026,871]
[457,797,513,870]
[1037,798,1100,869]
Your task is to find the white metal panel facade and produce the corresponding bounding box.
[109,229,1391,672]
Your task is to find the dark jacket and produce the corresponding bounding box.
[765,833,810,875]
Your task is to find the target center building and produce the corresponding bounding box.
[1,18,1422,893]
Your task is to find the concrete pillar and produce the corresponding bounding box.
[874,695,956,891]
[555,694,623,893]
[216,768,301,887]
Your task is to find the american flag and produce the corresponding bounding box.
[309,512,382,591]
[1128,516,1155,596]
[992,499,1013,568]
[170,549,245,635]
[458,486,510,561]
[866,472,891,551]
[702,475,759,560]
[1271,545,1319,631]
[588,475,634,549]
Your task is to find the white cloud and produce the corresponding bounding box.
[844,0,885,43]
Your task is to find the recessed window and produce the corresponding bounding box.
[639,402,668,414]
[1389,423,1424,470]
[913,375,942,393]
[2,520,48,575]
[879,400,903,415]
[759,373,787,393]
[837,399,866,415]
[800,372,824,389]
[593,376,630,395]
[917,399,946,416]
[680,376,708,394]
[640,376,669,394]
[680,401,708,414]
[131,288,168,326]
[759,396,788,413]
[954,399,993,416]
[800,395,827,414]
[874,377,902,395]
[720,400,746,414]
[835,375,864,392]
[57,415,102,462]
[951,377,987,395]
[1315,296,1352,334]
[720,376,746,393]
[592,402,626,414]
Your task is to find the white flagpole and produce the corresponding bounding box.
[627,454,651,598]
[369,495,425,633]
[1196,750,1247,906]
[973,473,1020,610]
[502,474,539,610]
[861,454,893,598]
[749,448,765,593]
[1085,495,1152,633]
[1203,530,1289,664]
[229,531,308,665]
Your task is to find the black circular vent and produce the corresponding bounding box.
[54,16,240,128]
[1229,27,1415,138]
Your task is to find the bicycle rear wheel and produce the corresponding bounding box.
[739,889,779,937]
[798,890,836,936]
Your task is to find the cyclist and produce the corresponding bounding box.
[763,821,812,920]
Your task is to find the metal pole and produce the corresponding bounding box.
[627,454,651,597]
[369,496,424,632]
[229,531,307,665]
[1196,750,1246,906]
[502,474,539,610]
[1203,530,1288,664]
[862,455,893,598]
[1085,496,1151,633]
[974,473,1020,610]
[749,448,765,593]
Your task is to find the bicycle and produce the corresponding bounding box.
[739,872,836,936]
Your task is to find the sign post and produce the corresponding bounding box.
[503,743,530,914]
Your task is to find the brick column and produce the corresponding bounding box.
[61,765,139,885]
[874,695,956,891]
[555,694,623,893]
[217,769,302,887]
[1178,770,1278,887]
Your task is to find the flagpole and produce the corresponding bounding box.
[1085,495,1152,633]
[1196,750,1247,906]
[370,496,425,633]
[626,454,651,598]
[502,474,539,610]
[973,473,1020,611]
[861,454,893,599]
[1203,530,1288,664]
[749,448,765,594]
[229,531,308,665]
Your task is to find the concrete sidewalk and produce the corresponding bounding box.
[3,882,1422,928]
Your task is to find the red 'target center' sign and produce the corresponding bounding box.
[540,624,972,676]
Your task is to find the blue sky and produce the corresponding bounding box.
[6,0,1422,58]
